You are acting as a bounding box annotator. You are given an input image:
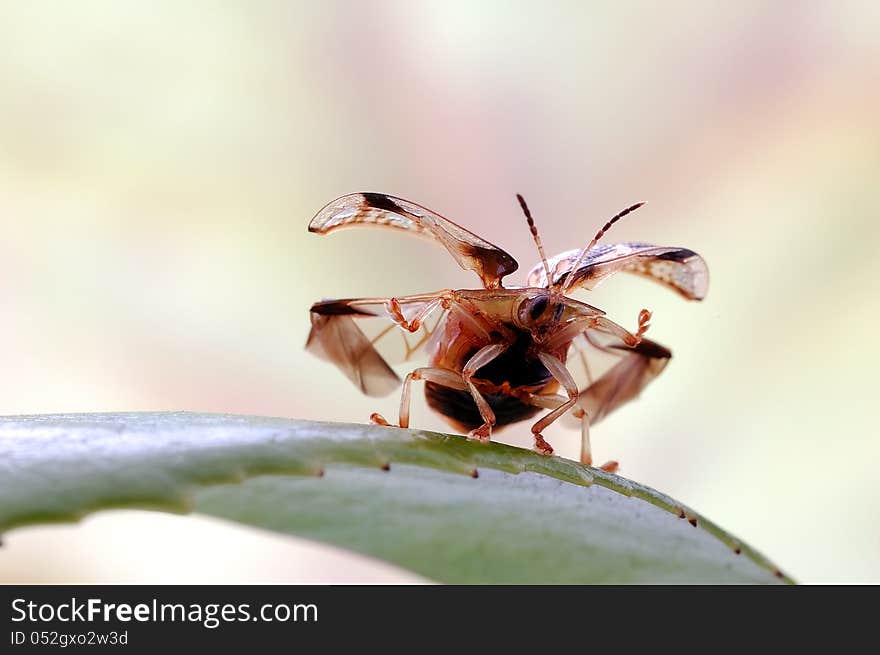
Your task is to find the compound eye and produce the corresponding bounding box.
[518,294,558,326]
[528,295,549,320]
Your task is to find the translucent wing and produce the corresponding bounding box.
[309,192,519,288]
[564,329,672,427]
[306,292,448,397]
[576,337,672,425]
[527,243,708,300]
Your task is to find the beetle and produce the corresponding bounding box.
[305,192,708,469]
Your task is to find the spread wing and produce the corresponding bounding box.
[564,328,673,427]
[309,192,519,288]
[306,292,448,397]
[526,243,708,300]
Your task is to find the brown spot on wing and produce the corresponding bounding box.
[654,248,698,263]
[609,338,672,360]
[527,243,708,300]
[361,192,407,214]
[309,192,519,288]
[310,299,378,316]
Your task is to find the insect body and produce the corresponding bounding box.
[306,192,708,467]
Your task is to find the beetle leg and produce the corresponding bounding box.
[568,337,673,468]
[393,294,499,343]
[529,352,579,456]
[591,309,651,349]
[380,367,467,429]
[386,293,515,360]
[461,343,509,441]
[635,308,652,340]
[383,342,507,437]
[593,316,644,347]
[517,398,620,471]
[386,295,448,333]
[570,408,618,470]
[400,367,465,429]
[544,316,597,352]
[571,407,593,466]
[521,392,568,410]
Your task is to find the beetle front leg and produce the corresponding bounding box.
[529,352,580,456]
[634,308,651,340]
[593,312,651,348]
[518,390,622,470]
[461,343,509,441]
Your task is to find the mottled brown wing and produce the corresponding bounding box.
[309,192,518,288]
[306,293,448,397]
[526,243,708,300]
[575,337,672,424]
[564,331,672,426]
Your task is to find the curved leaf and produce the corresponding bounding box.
[0,413,790,583]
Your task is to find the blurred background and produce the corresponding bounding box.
[0,1,877,584]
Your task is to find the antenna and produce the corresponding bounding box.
[559,201,646,295]
[516,193,552,288]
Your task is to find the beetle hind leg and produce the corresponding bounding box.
[376,348,508,442]
[571,407,593,466]
[395,367,468,429]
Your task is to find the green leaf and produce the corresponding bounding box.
[0,412,790,583]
